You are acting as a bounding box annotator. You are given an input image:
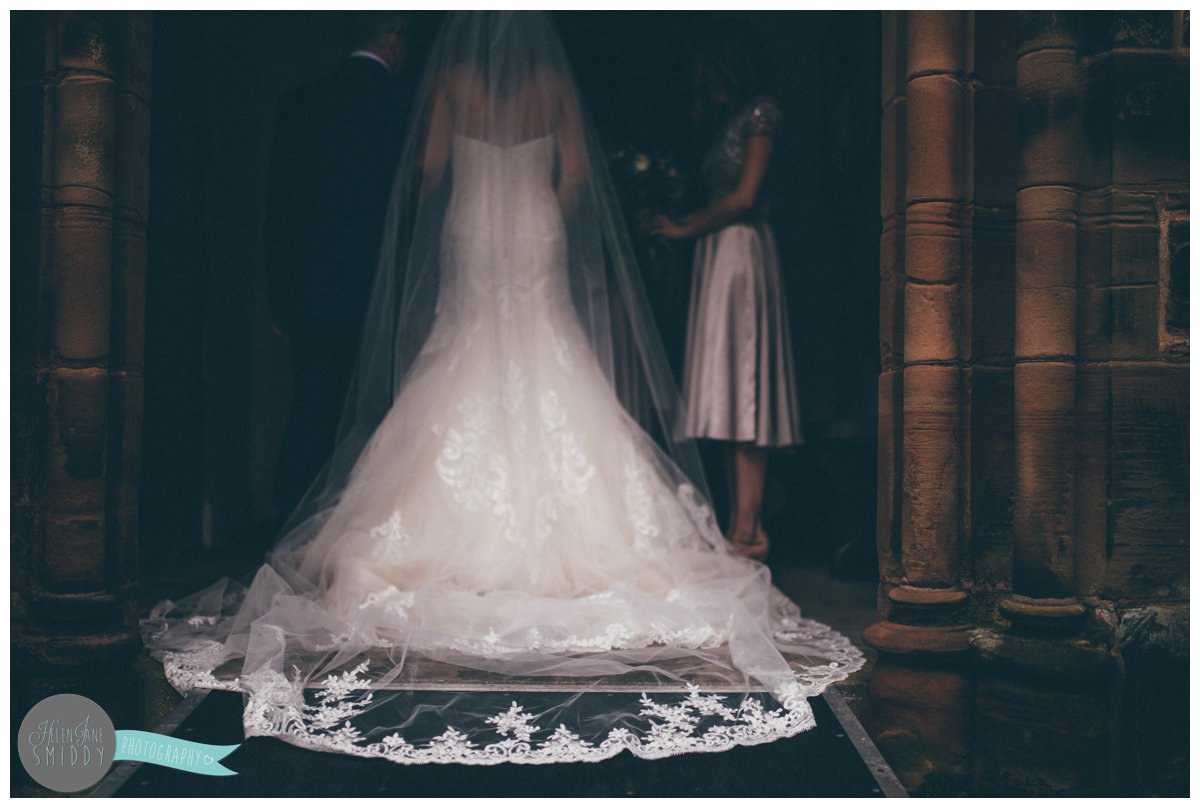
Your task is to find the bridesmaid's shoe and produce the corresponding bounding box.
[728,528,769,561]
[743,528,770,561]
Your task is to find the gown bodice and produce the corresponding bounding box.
[444,132,563,242]
[440,132,569,312]
[699,95,782,209]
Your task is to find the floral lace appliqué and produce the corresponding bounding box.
[230,669,823,765]
[367,510,410,563]
[434,395,518,543]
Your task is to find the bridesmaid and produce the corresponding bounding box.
[646,19,802,560]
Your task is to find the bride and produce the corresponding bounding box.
[141,11,864,765]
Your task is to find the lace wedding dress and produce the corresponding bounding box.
[141,11,865,766]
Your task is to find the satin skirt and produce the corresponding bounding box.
[678,218,803,447]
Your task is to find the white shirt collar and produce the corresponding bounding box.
[349,50,390,72]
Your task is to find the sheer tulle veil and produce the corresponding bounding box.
[277,9,707,555]
[140,11,865,765]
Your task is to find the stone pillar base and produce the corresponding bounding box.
[13,624,141,670]
[969,628,1118,796]
[865,647,971,795]
[864,592,973,795]
[999,594,1087,631]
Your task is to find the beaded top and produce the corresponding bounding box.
[699,95,782,203]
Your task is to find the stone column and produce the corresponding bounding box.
[870,9,1187,796]
[12,11,151,672]
[969,12,1120,796]
[1000,11,1088,628]
[865,11,973,793]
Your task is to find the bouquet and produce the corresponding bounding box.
[608,146,689,276]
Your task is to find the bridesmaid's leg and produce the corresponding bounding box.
[722,442,738,532]
[728,444,768,559]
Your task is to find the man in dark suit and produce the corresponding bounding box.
[265,12,413,524]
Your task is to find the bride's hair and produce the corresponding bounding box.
[481,26,537,101]
[690,16,776,129]
[435,13,566,142]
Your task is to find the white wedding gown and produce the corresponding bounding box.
[143,128,865,765]
[305,132,766,647]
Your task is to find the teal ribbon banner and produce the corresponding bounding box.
[113,730,239,776]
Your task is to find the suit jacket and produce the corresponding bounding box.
[265,56,413,326]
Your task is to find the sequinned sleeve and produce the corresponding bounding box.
[746,96,782,138]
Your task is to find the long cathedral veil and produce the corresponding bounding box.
[140,11,864,765]
[273,10,709,560]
